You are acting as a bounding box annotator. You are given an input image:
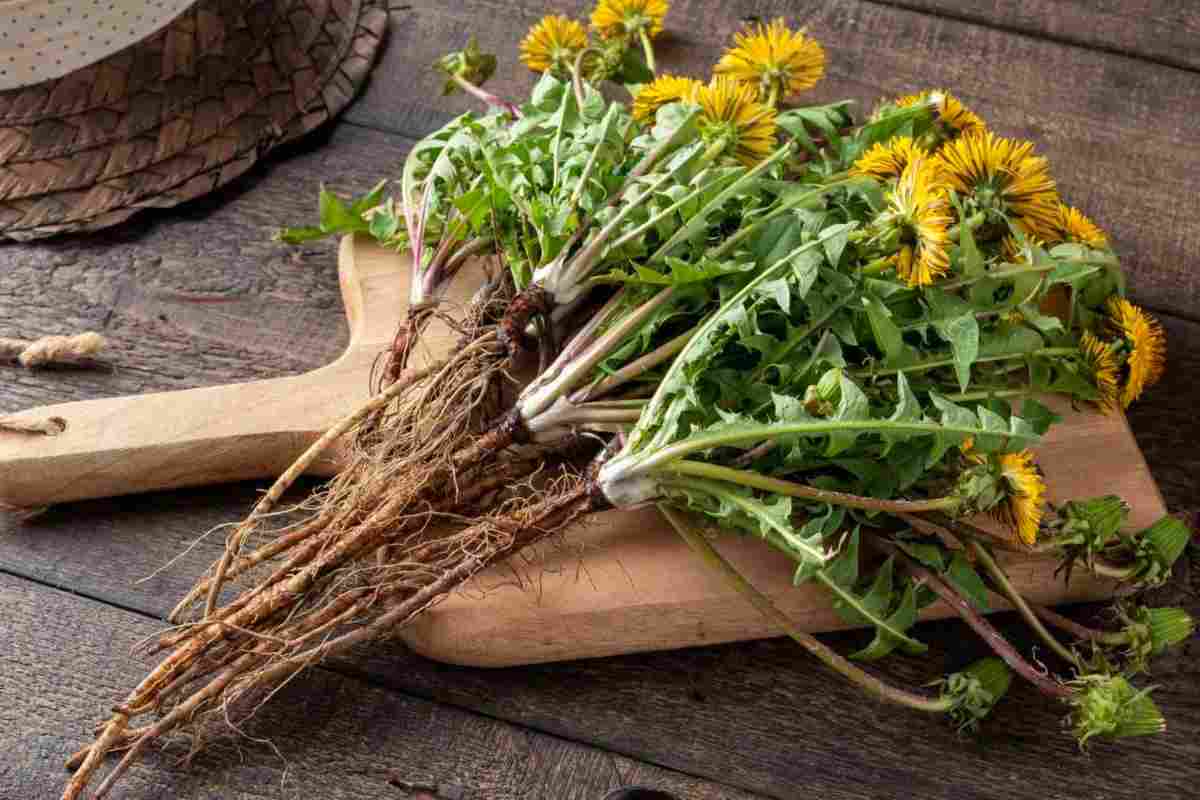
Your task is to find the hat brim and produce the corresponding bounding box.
[0,0,388,241]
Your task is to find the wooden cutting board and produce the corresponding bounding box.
[0,236,1166,666]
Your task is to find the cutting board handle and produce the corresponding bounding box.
[0,236,409,507]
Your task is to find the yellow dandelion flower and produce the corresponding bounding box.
[520,15,588,74]
[935,130,1061,241]
[692,76,778,166]
[591,0,669,40]
[1106,297,1167,408]
[852,136,926,180]
[714,18,825,103]
[895,90,986,136]
[885,155,953,286]
[1058,203,1108,248]
[992,450,1046,546]
[632,74,701,122]
[1080,331,1121,412]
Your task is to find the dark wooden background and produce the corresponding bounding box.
[2,2,1198,798]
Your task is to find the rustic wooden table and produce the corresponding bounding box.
[2,2,1198,798]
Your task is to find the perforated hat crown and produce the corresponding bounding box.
[0,0,388,240]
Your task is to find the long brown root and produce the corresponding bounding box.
[62,268,607,799]
[66,469,603,800]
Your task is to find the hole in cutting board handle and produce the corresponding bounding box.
[604,788,680,800]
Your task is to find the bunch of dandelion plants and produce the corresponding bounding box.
[64,7,1191,799]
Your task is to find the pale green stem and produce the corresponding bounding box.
[650,143,795,262]
[765,83,781,109]
[944,387,1033,403]
[709,173,855,260]
[968,540,1084,668]
[519,287,675,420]
[935,263,1056,291]
[573,327,696,403]
[659,504,953,714]
[750,299,853,382]
[639,28,657,73]
[854,347,1079,379]
[1092,559,1137,581]
[665,460,963,514]
[605,163,742,254]
[630,418,1037,475]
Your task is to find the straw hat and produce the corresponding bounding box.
[0,0,388,240]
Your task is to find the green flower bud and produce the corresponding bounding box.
[1143,607,1195,655]
[1131,516,1191,587]
[1068,674,1165,746]
[1057,495,1128,548]
[434,36,498,96]
[1106,604,1193,674]
[937,657,1012,731]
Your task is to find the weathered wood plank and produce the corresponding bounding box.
[347,0,1200,319]
[0,573,762,800]
[0,126,409,416]
[882,1,1200,72]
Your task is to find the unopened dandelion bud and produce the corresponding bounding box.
[938,657,1012,731]
[1131,515,1191,586]
[434,36,498,95]
[1143,607,1195,655]
[1056,494,1128,548]
[1069,674,1165,746]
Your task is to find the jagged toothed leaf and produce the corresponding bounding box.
[934,311,979,393]
[1020,397,1061,436]
[825,373,871,456]
[926,393,977,466]
[667,480,833,570]
[607,256,757,286]
[819,531,927,659]
[851,580,923,660]
[776,102,853,155]
[957,221,985,277]
[820,221,857,268]
[880,372,921,457]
